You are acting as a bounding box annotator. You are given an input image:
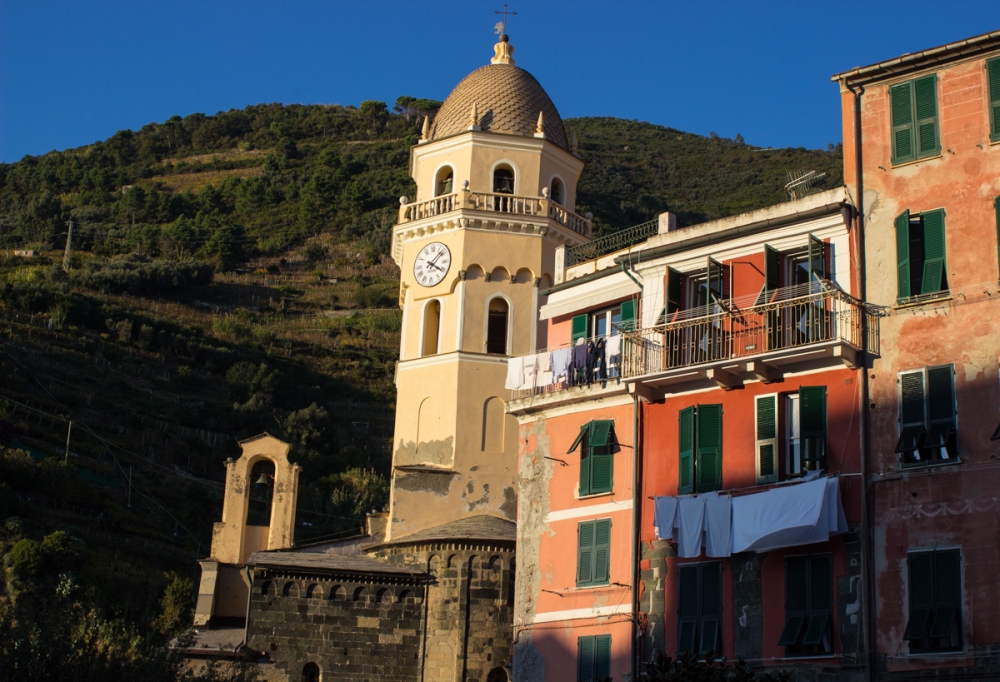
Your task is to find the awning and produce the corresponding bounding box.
[653,476,848,557]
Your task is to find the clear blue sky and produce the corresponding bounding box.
[1,0,997,163]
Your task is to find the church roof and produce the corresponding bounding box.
[430,62,568,150]
[376,515,517,548]
[247,550,422,576]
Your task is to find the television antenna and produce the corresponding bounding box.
[784,169,826,200]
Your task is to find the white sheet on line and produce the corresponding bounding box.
[703,492,732,558]
[675,495,706,558]
[653,496,678,540]
[504,356,523,390]
[731,477,830,554]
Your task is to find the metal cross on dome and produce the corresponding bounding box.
[494,4,516,35]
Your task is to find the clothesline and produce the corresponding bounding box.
[505,333,623,392]
[645,471,862,501]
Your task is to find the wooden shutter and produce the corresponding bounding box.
[779,557,809,646]
[925,365,955,452]
[914,75,939,158]
[665,267,682,320]
[799,386,827,462]
[755,395,779,484]
[568,423,589,454]
[579,436,591,495]
[802,556,832,646]
[620,299,636,332]
[897,371,927,454]
[593,519,611,584]
[891,82,915,164]
[696,404,723,493]
[678,407,695,494]
[905,552,935,640]
[677,565,699,654]
[920,209,946,294]
[930,550,961,639]
[577,521,595,585]
[594,635,611,680]
[765,244,781,294]
[807,234,826,285]
[895,210,912,300]
[589,421,614,494]
[707,257,724,304]
[589,420,613,448]
[699,562,722,654]
[578,636,596,682]
[571,313,588,345]
[989,58,1000,141]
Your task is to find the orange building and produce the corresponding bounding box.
[833,29,1000,680]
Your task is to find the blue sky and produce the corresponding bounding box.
[1,1,996,163]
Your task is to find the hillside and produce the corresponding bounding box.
[0,101,842,658]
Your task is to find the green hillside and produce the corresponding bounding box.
[0,100,842,675]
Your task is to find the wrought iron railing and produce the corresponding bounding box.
[621,282,880,379]
[566,218,658,266]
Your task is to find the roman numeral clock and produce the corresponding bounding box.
[413,242,451,287]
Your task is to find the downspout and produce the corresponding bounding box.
[845,78,876,682]
[631,390,642,680]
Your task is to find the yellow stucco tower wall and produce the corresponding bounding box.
[386,36,590,540]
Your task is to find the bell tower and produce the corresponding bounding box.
[386,33,591,540]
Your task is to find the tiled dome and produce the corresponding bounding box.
[430,62,568,150]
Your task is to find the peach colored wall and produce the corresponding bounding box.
[523,620,633,682]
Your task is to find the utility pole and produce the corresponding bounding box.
[64,420,73,463]
[62,220,74,271]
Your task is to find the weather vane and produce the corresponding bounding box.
[494,4,516,36]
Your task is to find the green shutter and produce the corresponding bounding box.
[578,636,596,682]
[930,550,961,639]
[756,395,778,483]
[919,209,946,294]
[577,521,595,585]
[800,386,827,463]
[571,313,588,345]
[807,234,826,285]
[895,210,912,301]
[568,423,589,454]
[891,82,915,164]
[594,635,611,680]
[905,552,935,640]
[593,519,611,584]
[677,565,699,654]
[707,257,724,304]
[765,244,781,297]
[926,366,954,425]
[802,557,832,646]
[914,75,940,158]
[580,438,591,495]
[678,407,695,495]
[665,266,682,320]
[696,404,723,492]
[699,562,722,654]
[590,449,613,494]
[901,371,927,427]
[779,557,809,646]
[620,299,636,332]
[989,58,1000,141]
[590,420,613,448]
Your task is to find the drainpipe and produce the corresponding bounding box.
[242,565,253,649]
[845,78,876,682]
[631,390,642,680]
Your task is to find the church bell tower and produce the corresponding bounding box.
[387,33,591,540]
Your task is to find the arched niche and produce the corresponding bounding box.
[482,397,505,453]
[513,267,534,284]
[306,583,323,599]
[465,264,485,281]
[421,299,442,356]
[485,294,512,355]
[492,163,515,194]
[549,177,564,205]
[434,165,454,196]
[489,266,511,283]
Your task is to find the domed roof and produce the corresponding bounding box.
[430,56,568,150]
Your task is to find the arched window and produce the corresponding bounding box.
[247,459,275,527]
[422,299,441,356]
[486,298,509,355]
[493,166,514,194]
[302,662,320,682]
[550,178,563,205]
[435,167,454,196]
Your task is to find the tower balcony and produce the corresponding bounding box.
[393,189,592,262]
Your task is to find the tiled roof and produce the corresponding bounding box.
[431,64,568,150]
[248,551,422,575]
[376,515,517,547]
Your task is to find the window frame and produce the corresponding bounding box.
[577,634,611,682]
[576,518,612,588]
[779,554,834,657]
[678,404,723,494]
[889,75,941,166]
[905,548,963,654]
[987,57,1000,143]
[893,208,948,303]
[755,393,779,485]
[676,561,723,656]
[572,420,616,497]
[896,365,958,468]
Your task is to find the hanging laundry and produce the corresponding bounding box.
[731,477,831,553]
[533,351,553,388]
[653,496,678,540]
[518,353,537,391]
[551,347,573,384]
[703,492,732,558]
[593,337,607,382]
[504,355,524,390]
[606,334,622,377]
[572,342,588,386]
[675,495,707,558]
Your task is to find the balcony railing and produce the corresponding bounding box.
[621,282,880,381]
[398,191,591,236]
[566,218,659,266]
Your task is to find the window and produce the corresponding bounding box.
[576,518,611,587]
[678,404,722,494]
[422,300,441,356]
[894,209,947,301]
[987,58,1000,142]
[677,562,722,655]
[302,662,321,682]
[493,166,514,194]
[896,365,957,466]
[754,388,826,484]
[550,178,563,205]
[755,394,778,484]
[577,634,611,682]
[571,302,635,346]
[905,549,962,653]
[568,420,615,496]
[890,75,940,165]
[486,298,509,354]
[779,555,833,656]
[435,167,454,196]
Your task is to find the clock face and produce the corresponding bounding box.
[413,242,452,287]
